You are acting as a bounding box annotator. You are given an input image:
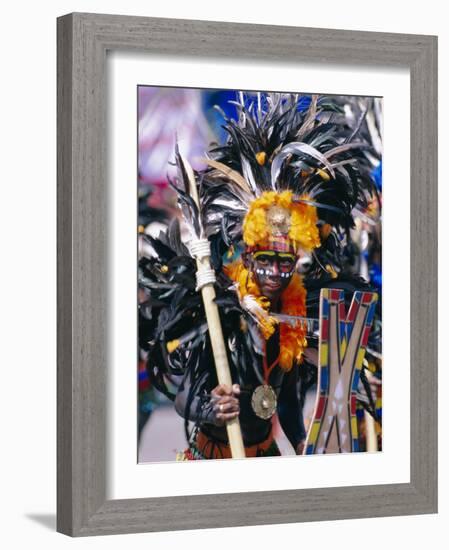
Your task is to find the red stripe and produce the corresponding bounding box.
[338,301,346,321]
[361,326,370,347]
[347,302,357,322]
[267,238,295,253]
[321,318,328,340]
[350,395,357,415]
[362,292,373,304]
[316,396,326,419]
[330,289,341,301]
[247,239,296,254]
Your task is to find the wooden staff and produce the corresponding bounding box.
[184,157,246,459]
[364,410,378,452]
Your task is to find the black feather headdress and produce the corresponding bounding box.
[199,92,380,274]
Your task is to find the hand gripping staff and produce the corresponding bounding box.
[175,149,246,459]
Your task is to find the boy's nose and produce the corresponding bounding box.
[271,261,280,276]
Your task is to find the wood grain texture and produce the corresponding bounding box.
[409,36,438,509]
[57,13,74,536]
[57,12,438,537]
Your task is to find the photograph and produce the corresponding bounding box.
[0,1,440,543]
[137,87,383,462]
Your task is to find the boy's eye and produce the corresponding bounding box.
[280,260,294,268]
[255,255,271,263]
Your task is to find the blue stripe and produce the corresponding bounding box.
[321,297,329,318]
[366,302,376,326]
[320,367,329,392]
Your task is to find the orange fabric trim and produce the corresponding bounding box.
[196,429,275,459]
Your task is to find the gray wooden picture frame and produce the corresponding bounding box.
[57,12,438,537]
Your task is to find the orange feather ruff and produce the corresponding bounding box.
[224,260,308,371]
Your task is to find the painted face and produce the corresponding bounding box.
[251,250,296,302]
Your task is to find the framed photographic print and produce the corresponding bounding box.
[136,86,383,464]
[57,12,437,536]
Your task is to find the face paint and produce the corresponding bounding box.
[251,251,297,303]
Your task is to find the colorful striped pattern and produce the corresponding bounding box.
[246,235,295,254]
[305,288,378,455]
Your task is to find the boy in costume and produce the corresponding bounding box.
[138,92,381,459]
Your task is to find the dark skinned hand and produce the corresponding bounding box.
[210,383,240,426]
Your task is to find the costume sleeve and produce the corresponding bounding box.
[174,371,220,427]
[277,366,306,450]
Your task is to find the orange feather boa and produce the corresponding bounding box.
[224,260,307,371]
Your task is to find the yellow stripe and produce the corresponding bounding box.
[355,348,366,370]
[253,250,276,258]
[277,252,296,260]
[309,421,320,444]
[351,416,358,439]
[340,337,347,359]
[253,250,296,261]
[320,343,328,366]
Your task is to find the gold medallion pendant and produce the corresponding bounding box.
[251,385,277,419]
